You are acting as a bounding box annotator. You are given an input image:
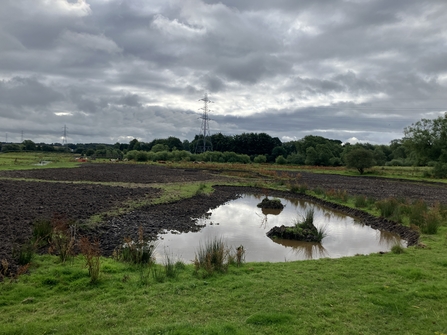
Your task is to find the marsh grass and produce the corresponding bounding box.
[12,241,35,266]
[375,198,400,219]
[354,195,368,208]
[291,208,328,243]
[114,226,156,265]
[391,243,405,254]
[194,237,229,275]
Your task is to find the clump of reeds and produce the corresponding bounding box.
[13,240,35,265]
[391,243,405,254]
[288,182,308,194]
[78,236,101,283]
[375,198,400,219]
[325,189,349,202]
[114,226,156,265]
[194,237,229,275]
[354,195,368,208]
[292,208,328,243]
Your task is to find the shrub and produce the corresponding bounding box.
[136,151,149,162]
[253,155,267,164]
[432,163,447,178]
[275,155,287,165]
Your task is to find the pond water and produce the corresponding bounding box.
[154,194,405,263]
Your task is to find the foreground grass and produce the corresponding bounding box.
[1,229,447,335]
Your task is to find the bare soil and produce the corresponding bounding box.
[1,163,445,272]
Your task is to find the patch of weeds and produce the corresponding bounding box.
[354,195,368,208]
[422,211,441,234]
[408,199,428,227]
[0,259,10,279]
[49,215,76,263]
[313,187,325,196]
[163,253,178,279]
[78,236,101,283]
[288,183,308,194]
[325,189,349,202]
[13,240,35,265]
[195,183,207,196]
[376,198,400,219]
[391,243,405,254]
[114,226,156,265]
[151,265,166,283]
[174,261,186,271]
[32,219,53,247]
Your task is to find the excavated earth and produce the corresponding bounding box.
[1,163,446,272]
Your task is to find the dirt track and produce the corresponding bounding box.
[1,163,445,271]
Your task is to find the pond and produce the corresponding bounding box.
[154,194,405,263]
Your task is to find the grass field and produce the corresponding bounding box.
[1,153,447,334]
[0,152,79,170]
[1,229,446,335]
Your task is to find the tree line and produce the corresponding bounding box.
[2,114,446,177]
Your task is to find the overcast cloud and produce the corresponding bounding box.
[1,0,446,145]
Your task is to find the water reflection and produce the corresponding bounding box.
[154,194,405,263]
[272,239,329,260]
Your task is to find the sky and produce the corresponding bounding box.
[1,0,446,145]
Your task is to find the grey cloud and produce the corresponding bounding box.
[0,0,446,145]
[0,77,63,108]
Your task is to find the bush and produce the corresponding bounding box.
[136,151,149,162]
[253,155,267,164]
[432,162,447,178]
[275,155,287,165]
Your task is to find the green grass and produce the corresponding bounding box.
[1,228,447,334]
[0,152,79,170]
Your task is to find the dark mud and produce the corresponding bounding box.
[0,163,216,184]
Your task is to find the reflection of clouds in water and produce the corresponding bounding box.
[155,194,405,263]
[273,239,329,260]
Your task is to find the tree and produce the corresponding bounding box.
[345,148,374,174]
[403,114,447,165]
[22,140,36,151]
